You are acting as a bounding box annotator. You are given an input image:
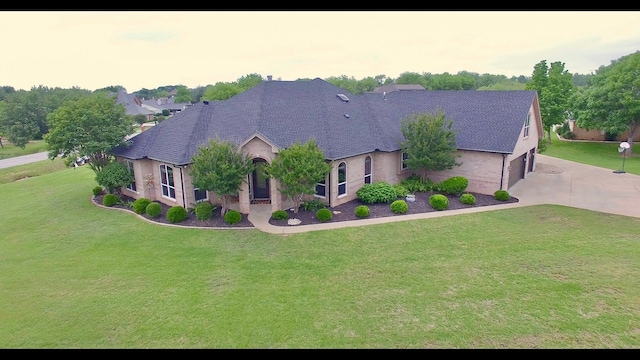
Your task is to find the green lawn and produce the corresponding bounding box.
[1,166,639,348]
[542,135,640,175]
[0,158,68,184]
[0,140,48,160]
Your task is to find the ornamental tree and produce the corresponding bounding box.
[265,139,332,214]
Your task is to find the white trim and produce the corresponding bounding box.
[194,187,208,203]
[364,155,372,184]
[159,164,176,200]
[126,160,137,192]
[401,152,409,170]
[338,162,347,198]
[524,113,531,138]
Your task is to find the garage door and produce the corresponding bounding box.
[508,153,527,188]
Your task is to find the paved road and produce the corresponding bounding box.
[0,152,50,169]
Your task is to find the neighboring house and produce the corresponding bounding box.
[140,97,191,117]
[113,89,155,120]
[568,119,640,142]
[111,78,542,215]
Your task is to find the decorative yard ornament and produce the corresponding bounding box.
[614,142,631,174]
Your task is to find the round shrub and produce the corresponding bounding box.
[354,205,370,218]
[167,206,188,223]
[390,199,408,214]
[195,202,214,221]
[316,208,333,222]
[429,194,449,211]
[92,186,104,196]
[145,202,162,218]
[439,176,469,195]
[272,210,289,220]
[102,194,119,207]
[494,190,510,201]
[460,193,476,205]
[224,209,242,225]
[132,198,152,214]
[356,182,397,204]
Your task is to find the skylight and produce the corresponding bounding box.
[336,94,349,102]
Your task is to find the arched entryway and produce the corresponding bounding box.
[250,158,270,204]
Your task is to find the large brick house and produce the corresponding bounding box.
[111,78,542,215]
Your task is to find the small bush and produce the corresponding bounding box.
[272,210,289,220]
[393,184,409,198]
[224,210,242,225]
[132,198,152,214]
[316,208,332,222]
[145,202,162,218]
[439,176,469,195]
[302,198,326,211]
[92,186,103,196]
[494,190,510,201]
[429,194,449,211]
[400,175,428,193]
[390,199,408,214]
[354,205,370,218]
[195,202,214,221]
[356,182,397,204]
[102,194,119,207]
[460,193,476,205]
[167,206,188,223]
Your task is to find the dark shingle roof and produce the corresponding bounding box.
[112,78,537,165]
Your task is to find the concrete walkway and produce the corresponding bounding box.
[247,154,640,234]
[0,152,49,169]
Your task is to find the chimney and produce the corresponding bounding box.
[267,75,272,81]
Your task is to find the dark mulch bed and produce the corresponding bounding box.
[92,194,254,228]
[268,191,519,227]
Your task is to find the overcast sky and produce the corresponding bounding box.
[1,10,639,92]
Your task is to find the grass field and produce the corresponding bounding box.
[0,140,48,160]
[542,135,640,175]
[1,166,639,348]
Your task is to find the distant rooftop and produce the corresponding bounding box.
[372,84,426,93]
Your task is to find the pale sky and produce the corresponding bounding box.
[2,10,639,92]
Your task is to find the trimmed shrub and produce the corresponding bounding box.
[460,193,476,205]
[494,190,510,201]
[145,202,162,218]
[195,202,214,221]
[132,198,152,214]
[400,175,428,193]
[102,194,119,207]
[356,182,397,204]
[439,176,469,195]
[272,210,289,220]
[167,206,188,223]
[92,186,104,196]
[316,208,332,222]
[302,198,326,211]
[393,184,409,198]
[354,205,370,218]
[429,194,449,211]
[390,199,408,214]
[224,210,242,225]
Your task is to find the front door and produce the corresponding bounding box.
[252,159,270,200]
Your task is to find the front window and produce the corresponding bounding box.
[338,162,347,197]
[401,152,409,170]
[315,177,326,198]
[364,156,372,184]
[160,164,176,199]
[524,114,530,138]
[194,187,208,203]
[126,160,136,191]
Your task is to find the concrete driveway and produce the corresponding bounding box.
[508,154,640,219]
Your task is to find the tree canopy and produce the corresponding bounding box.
[525,60,575,143]
[189,139,254,215]
[265,139,332,214]
[399,110,461,181]
[572,51,640,154]
[44,92,134,174]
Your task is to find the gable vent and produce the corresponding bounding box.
[336,94,349,102]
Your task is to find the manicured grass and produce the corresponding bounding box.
[0,140,48,160]
[542,135,640,175]
[0,158,68,184]
[1,167,640,348]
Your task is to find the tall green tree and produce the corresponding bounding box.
[525,60,575,143]
[95,161,134,195]
[201,82,242,101]
[173,85,192,103]
[189,139,254,216]
[236,73,264,90]
[265,139,332,214]
[45,92,134,174]
[573,51,640,155]
[399,110,461,182]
